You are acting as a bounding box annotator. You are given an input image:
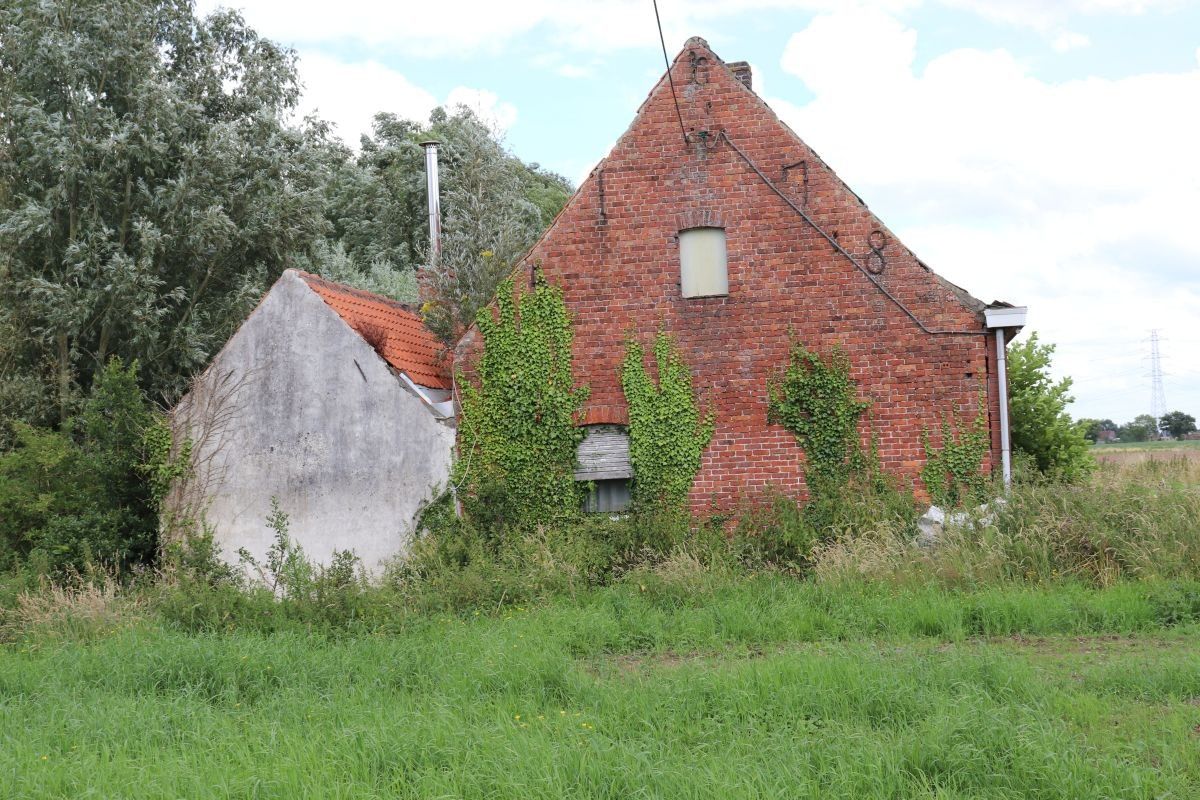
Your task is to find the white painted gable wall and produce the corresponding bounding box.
[173,271,455,575]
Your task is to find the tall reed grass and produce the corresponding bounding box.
[814,457,1200,587]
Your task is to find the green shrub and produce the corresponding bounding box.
[1007,333,1094,481]
[732,473,918,573]
[392,500,722,614]
[0,359,161,575]
[731,492,817,572]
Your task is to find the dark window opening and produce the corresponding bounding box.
[584,479,632,514]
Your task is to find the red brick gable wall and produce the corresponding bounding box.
[461,39,1002,512]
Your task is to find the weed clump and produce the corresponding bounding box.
[4,449,1197,638]
[1,569,145,643]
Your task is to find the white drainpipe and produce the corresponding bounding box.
[995,330,1012,486]
[984,305,1028,489]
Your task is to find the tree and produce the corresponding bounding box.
[1119,414,1158,442]
[1006,333,1093,480]
[322,108,573,342]
[0,360,159,572]
[1079,418,1116,443]
[0,0,335,425]
[1160,410,1197,439]
[297,240,418,305]
[0,1,574,427]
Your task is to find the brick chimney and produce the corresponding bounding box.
[727,61,752,90]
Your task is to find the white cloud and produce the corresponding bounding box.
[292,53,518,146]
[295,52,436,145]
[557,64,595,79]
[197,0,654,55]
[530,51,598,79]
[196,0,922,58]
[771,8,1200,420]
[939,0,1180,32]
[445,87,519,132]
[1052,31,1091,51]
[198,0,1183,62]
[780,7,916,95]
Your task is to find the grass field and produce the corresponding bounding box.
[3,455,1198,797]
[1093,439,1200,464]
[4,579,1200,798]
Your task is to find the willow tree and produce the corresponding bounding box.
[0,0,335,424]
[321,107,573,342]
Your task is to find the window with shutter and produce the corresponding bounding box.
[575,425,632,513]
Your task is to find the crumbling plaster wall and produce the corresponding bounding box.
[175,270,454,574]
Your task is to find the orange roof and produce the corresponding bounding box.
[297,271,450,389]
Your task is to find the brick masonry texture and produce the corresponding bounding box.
[457,39,1005,513]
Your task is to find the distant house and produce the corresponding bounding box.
[1097,429,1118,443]
[170,270,454,573]
[457,38,1025,513]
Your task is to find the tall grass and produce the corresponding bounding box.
[3,582,1200,798]
[0,570,145,643]
[814,457,1200,587]
[3,457,1200,797]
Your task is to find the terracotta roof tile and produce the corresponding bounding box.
[296,271,450,389]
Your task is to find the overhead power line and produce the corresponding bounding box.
[652,0,688,144]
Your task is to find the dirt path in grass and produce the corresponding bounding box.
[597,627,1200,677]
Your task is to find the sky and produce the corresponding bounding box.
[197,0,1200,426]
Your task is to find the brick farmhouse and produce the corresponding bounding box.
[177,37,1026,569]
[458,37,1025,513]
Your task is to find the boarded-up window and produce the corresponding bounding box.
[680,227,728,298]
[574,425,631,480]
[576,425,632,513]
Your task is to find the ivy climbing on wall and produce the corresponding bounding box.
[455,272,588,528]
[921,393,989,508]
[767,342,870,503]
[620,332,714,510]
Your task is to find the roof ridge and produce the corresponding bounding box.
[450,39,709,349]
[292,269,451,390]
[294,270,421,316]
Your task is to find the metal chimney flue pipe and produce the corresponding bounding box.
[420,140,441,262]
